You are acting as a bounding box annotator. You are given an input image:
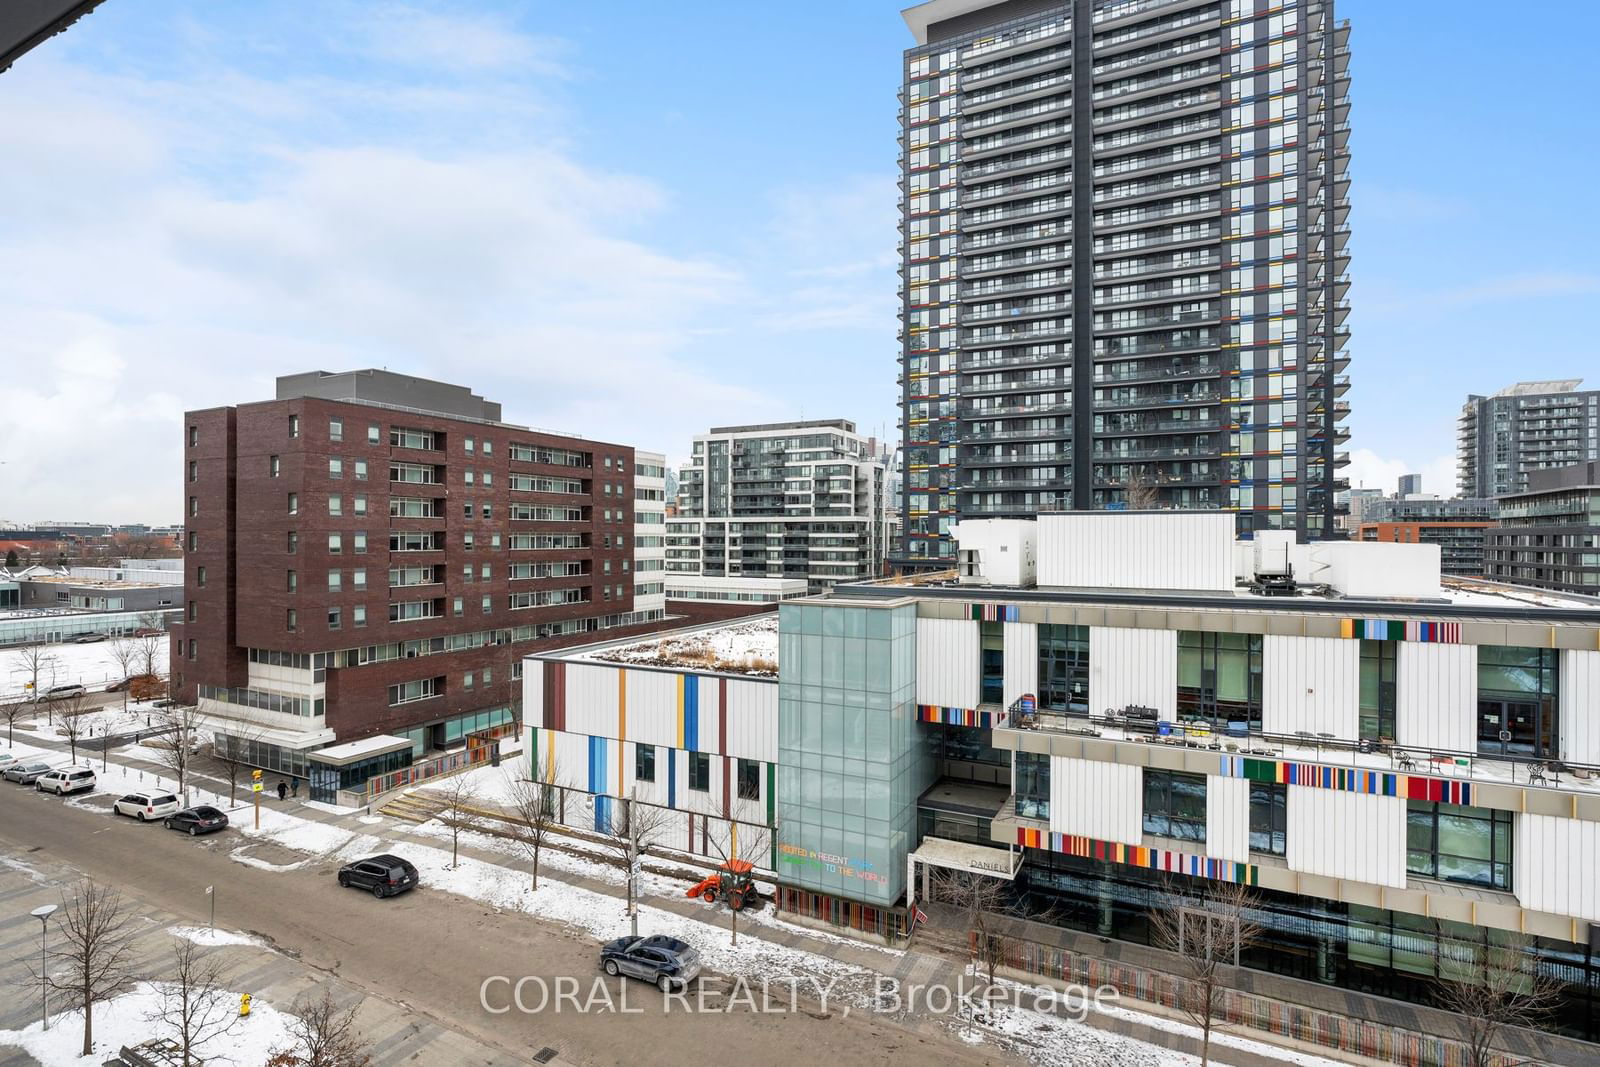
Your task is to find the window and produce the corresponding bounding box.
[286,530,297,554]
[1477,646,1559,758]
[189,495,198,517]
[353,495,367,516]
[288,415,299,438]
[463,502,473,520]
[388,678,440,706]
[453,597,464,617]
[187,639,196,660]
[329,418,343,442]
[353,605,367,628]
[1038,624,1089,714]
[462,564,473,582]
[328,608,342,631]
[269,455,281,477]
[980,621,1004,704]
[188,425,198,447]
[483,471,492,487]
[465,437,475,453]
[463,532,475,549]
[188,531,198,551]
[689,752,711,792]
[287,492,299,514]
[1014,751,1051,819]
[188,460,198,483]
[482,440,492,455]
[354,459,367,481]
[328,571,342,592]
[328,533,342,554]
[286,608,297,632]
[286,570,297,592]
[1142,769,1206,842]
[1248,782,1287,855]
[367,423,380,444]
[197,566,206,587]
[463,672,474,690]
[328,494,341,517]
[635,745,656,782]
[353,569,366,590]
[329,457,343,479]
[737,759,760,801]
[353,531,367,554]
[1407,801,1512,890]
[1177,632,1262,729]
[465,470,475,486]
[482,595,492,614]
[480,564,490,579]
[187,600,197,622]
[1359,640,1397,742]
[482,503,492,519]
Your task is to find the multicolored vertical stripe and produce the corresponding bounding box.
[1015,828,1258,886]
[617,670,627,792]
[1339,618,1461,643]
[677,675,701,751]
[971,603,1021,622]
[1218,755,1473,804]
[918,704,1002,728]
[541,661,566,730]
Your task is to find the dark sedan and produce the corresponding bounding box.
[336,854,418,898]
[163,806,229,836]
[600,934,701,992]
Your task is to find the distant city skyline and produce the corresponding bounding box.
[0,1,1596,523]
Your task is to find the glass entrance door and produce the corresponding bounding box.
[1477,699,1549,757]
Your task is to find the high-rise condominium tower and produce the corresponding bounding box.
[896,0,1351,565]
[1457,380,1600,499]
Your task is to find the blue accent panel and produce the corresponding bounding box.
[685,677,699,752]
[667,747,677,810]
[588,735,605,795]
[594,794,610,834]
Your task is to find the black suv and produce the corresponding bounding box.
[600,934,701,992]
[337,854,419,898]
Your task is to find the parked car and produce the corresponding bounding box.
[70,633,108,644]
[113,791,182,821]
[5,760,57,785]
[105,678,129,692]
[132,627,164,637]
[163,806,229,835]
[0,753,17,771]
[336,854,419,898]
[599,935,701,992]
[32,683,86,703]
[36,768,97,796]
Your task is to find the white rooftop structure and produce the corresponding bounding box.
[1491,379,1583,397]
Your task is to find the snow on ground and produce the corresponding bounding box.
[170,925,266,949]
[1,638,169,698]
[13,701,164,741]
[586,614,778,676]
[0,981,296,1067]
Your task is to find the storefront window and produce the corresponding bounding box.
[1476,646,1559,758]
[1038,624,1089,714]
[1177,632,1262,729]
[1406,801,1512,890]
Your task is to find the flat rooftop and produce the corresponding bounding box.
[579,614,778,677]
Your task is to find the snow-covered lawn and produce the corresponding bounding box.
[1,639,169,698]
[0,981,296,1067]
[14,701,165,740]
[170,926,265,949]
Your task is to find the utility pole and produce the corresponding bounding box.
[627,787,640,939]
[206,885,215,931]
[252,768,262,828]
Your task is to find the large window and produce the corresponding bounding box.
[1038,624,1089,714]
[635,745,655,783]
[980,621,1005,704]
[1477,646,1559,758]
[1143,769,1206,843]
[1177,631,1262,729]
[1358,640,1397,743]
[1015,751,1051,820]
[1406,801,1512,890]
[737,759,760,801]
[689,751,710,792]
[1248,782,1286,855]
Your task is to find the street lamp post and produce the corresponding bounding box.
[30,904,57,1031]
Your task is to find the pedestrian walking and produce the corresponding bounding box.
[277,780,288,801]
[290,778,299,798]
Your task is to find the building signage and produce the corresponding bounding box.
[777,843,888,885]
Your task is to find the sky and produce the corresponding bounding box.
[0,0,1596,524]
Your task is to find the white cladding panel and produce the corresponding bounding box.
[1396,643,1477,753]
[917,617,981,708]
[1003,621,1038,709]
[1206,775,1251,864]
[724,678,779,763]
[1286,787,1406,888]
[523,659,545,726]
[1049,756,1142,845]
[1090,626,1177,717]
[1038,513,1234,591]
[1560,650,1600,766]
[564,662,619,739]
[672,748,725,820]
[1262,635,1360,739]
[626,741,669,808]
[624,669,679,750]
[1517,813,1600,922]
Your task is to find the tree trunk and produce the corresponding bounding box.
[532,842,541,892]
[81,989,93,1057]
[1200,1015,1212,1067]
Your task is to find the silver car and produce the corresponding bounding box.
[4,760,56,785]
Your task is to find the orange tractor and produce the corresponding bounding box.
[685,859,757,911]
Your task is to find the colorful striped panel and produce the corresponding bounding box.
[1218,755,1472,805]
[1339,618,1461,643]
[918,704,997,729]
[1015,828,1258,886]
[970,603,1021,622]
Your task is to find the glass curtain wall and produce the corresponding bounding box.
[1037,624,1089,714]
[1476,646,1559,758]
[1358,639,1397,742]
[1177,631,1263,729]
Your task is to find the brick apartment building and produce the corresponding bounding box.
[172,370,670,798]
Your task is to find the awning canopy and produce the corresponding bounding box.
[910,836,1021,880]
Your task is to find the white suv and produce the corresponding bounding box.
[112,791,182,821]
[35,768,97,796]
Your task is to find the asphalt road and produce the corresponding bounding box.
[0,782,1011,1067]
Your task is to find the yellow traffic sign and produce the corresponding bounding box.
[251,782,263,793]
[251,769,263,780]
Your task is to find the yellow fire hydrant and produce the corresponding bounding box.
[239,993,252,1018]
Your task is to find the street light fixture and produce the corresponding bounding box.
[30,903,57,1031]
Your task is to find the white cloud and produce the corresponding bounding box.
[0,12,794,523]
[1344,449,1459,499]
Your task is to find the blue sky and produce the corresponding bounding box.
[0,1,1596,522]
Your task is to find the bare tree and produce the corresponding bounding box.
[1123,465,1161,511]
[2,699,26,746]
[1434,935,1562,1067]
[56,691,92,764]
[703,820,771,947]
[132,631,165,680]
[932,868,1015,989]
[148,938,240,1067]
[505,756,561,892]
[434,774,485,870]
[12,644,59,720]
[209,723,266,805]
[26,880,137,1058]
[595,792,673,939]
[266,987,373,1067]
[147,701,205,803]
[1148,880,1263,1067]
[108,638,140,712]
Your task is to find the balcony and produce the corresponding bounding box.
[964,70,1073,114]
[961,46,1073,93]
[960,398,1073,420]
[962,94,1072,136]
[962,220,1072,254]
[961,424,1070,443]
[1092,35,1219,80]
[1095,280,1218,307]
[962,298,1071,325]
[967,171,1071,209]
[1095,416,1220,435]
[960,272,1071,301]
[964,322,1072,346]
[1093,116,1219,155]
[1093,224,1220,256]
[1096,196,1218,233]
[963,374,1072,397]
[962,144,1072,183]
[1094,330,1217,358]
[1092,360,1219,385]
[1093,168,1219,207]
[964,195,1071,230]
[1096,306,1219,333]
[962,121,1074,161]
[964,247,1071,277]
[1091,61,1219,104]
[961,17,1071,64]
[1094,386,1220,411]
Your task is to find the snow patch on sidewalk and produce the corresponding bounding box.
[169,925,265,948]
